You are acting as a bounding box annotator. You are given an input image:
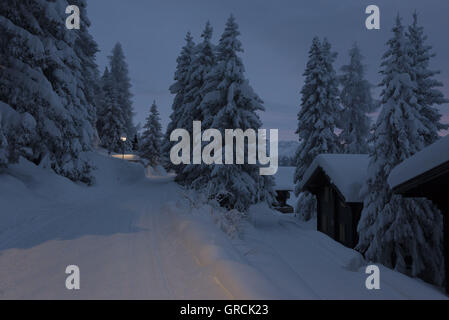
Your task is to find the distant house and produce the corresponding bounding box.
[389,135,449,293]
[111,153,142,163]
[273,167,296,213]
[299,154,369,249]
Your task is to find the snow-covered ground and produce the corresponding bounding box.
[0,153,446,299]
[237,206,447,299]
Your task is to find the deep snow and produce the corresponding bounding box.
[0,153,446,299]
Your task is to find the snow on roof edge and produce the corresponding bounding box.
[388,135,449,189]
[300,154,369,203]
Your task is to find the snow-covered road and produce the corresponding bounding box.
[0,153,447,299]
[0,155,235,299]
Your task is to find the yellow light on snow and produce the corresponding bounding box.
[111,154,139,161]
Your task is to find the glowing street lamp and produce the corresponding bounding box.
[120,136,127,160]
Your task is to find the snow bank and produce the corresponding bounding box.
[89,152,145,186]
[162,201,290,299]
[388,135,449,189]
[299,154,369,202]
[247,203,365,271]
[239,204,446,299]
[1,156,82,201]
[145,165,170,178]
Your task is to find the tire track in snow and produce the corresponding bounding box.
[146,203,174,298]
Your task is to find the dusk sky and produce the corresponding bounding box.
[88,0,449,140]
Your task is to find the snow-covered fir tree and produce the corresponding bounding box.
[71,0,100,132]
[175,22,216,184]
[356,16,444,285]
[97,68,131,153]
[407,12,448,146]
[132,134,140,152]
[108,43,135,143]
[181,22,215,130]
[0,121,8,168]
[0,0,98,183]
[0,100,36,166]
[294,37,342,220]
[140,101,162,167]
[161,32,196,173]
[95,68,107,145]
[339,43,377,154]
[191,15,275,212]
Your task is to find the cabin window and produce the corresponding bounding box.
[339,223,345,243]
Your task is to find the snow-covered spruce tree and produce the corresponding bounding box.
[108,43,135,144]
[294,37,342,220]
[140,101,162,167]
[407,12,448,146]
[97,68,131,153]
[161,32,196,173]
[339,43,377,154]
[71,0,100,133]
[175,22,216,184]
[191,15,275,212]
[0,101,36,165]
[0,122,8,168]
[132,134,140,151]
[95,68,107,145]
[181,22,215,130]
[0,0,97,183]
[356,16,444,285]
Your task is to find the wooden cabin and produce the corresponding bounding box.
[273,167,295,214]
[300,154,369,249]
[389,135,449,293]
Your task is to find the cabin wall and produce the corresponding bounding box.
[393,169,449,293]
[351,203,363,247]
[273,190,294,213]
[444,208,449,293]
[275,190,289,207]
[317,186,336,239]
[315,184,362,249]
[430,193,449,293]
[336,200,360,248]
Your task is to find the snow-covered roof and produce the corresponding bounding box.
[274,166,296,191]
[388,135,449,189]
[300,154,369,203]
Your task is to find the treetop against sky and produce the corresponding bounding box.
[87,0,449,140]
